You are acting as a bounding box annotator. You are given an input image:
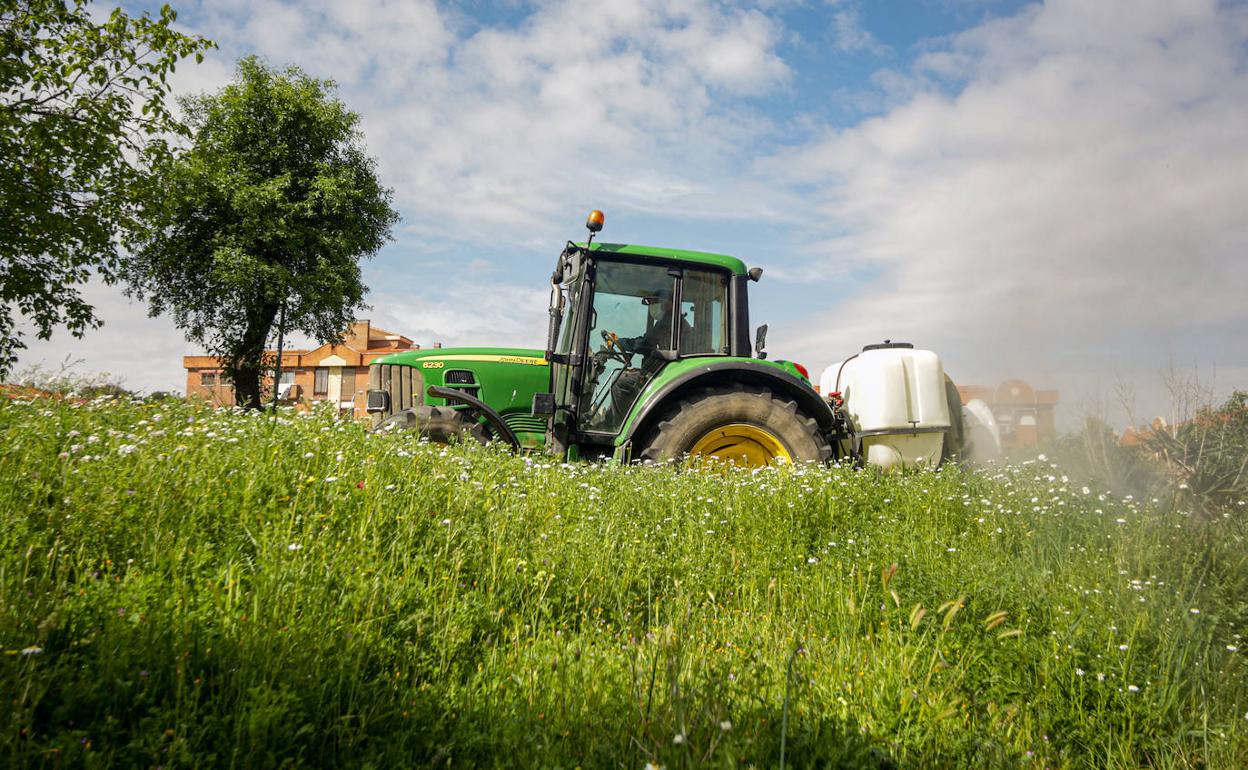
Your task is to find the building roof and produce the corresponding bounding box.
[184,320,417,370]
[361,323,412,345]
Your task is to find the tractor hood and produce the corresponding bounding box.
[373,346,548,369]
[369,347,551,446]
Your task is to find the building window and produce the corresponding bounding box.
[201,372,216,387]
[340,367,357,401]
[314,368,328,396]
[277,370,296,398]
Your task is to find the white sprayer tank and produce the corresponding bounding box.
[961,399,1003,463]
[820,343,952,470]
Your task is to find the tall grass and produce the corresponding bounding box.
[2,396,1245,768]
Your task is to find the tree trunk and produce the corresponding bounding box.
[229,301,279,410]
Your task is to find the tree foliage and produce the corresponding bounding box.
[0,0,213,376]
[1146,390,1248,516]
[124,56,399,409]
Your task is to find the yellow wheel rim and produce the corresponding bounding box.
[688,423,791,467]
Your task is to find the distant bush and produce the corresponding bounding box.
[1147,391,1248,517]
[3,359,134,400]
[1049,391,1247,518]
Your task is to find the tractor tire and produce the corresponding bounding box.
[638,387,832,466]
[378,406,490,445]
[940,374,965,464]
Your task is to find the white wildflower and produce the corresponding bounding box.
[720,720,732,731]
[672,733,685,745]
[1127,684,1140,692]
[287,543,302,551]
[21,646,43,656]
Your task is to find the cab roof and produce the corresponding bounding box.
[577,242,748,277]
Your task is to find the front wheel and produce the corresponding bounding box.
[377,406,490,445]
[637,387,832,467]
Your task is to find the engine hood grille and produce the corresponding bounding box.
[368,364,424,428]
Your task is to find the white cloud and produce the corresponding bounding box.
[765,0,1248,424]
[369,280,548,352]
[178,0,791,243]
[829,5,888,54]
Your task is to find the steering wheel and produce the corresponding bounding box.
[599,330,632,365]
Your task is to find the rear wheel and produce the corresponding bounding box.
[638,387,832,467]
[940,374,965,464]
[378,406,490,445]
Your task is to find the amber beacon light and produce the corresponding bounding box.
[585,209,605,233]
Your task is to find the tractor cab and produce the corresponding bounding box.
[536,211,820,462]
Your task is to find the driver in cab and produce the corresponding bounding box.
[584,289,692,430]
[611,288,692,372]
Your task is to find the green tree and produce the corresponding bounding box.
[0,0,213,376]
[125,56,399,409]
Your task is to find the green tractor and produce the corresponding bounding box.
[367,211,961,468]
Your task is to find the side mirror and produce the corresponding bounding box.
[755,324,768,360]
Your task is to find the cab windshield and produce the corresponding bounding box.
[578,260,728,433]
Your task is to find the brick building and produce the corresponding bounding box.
[957,378,1059,450]
[184,320,421,417]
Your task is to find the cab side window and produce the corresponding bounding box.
[679,270,728,355]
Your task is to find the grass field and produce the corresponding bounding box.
[2,396,1246,768]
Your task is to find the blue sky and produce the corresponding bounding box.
[17,0,1248,429]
